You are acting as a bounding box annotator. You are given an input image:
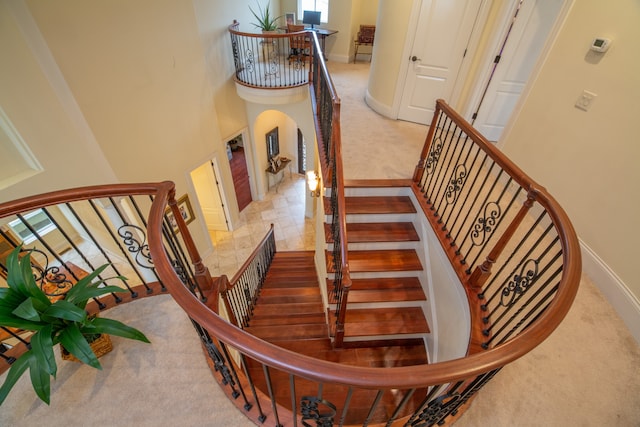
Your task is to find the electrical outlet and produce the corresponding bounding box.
[575,90,597,111]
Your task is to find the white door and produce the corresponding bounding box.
[190,159,229,231]
[472,0,565,141]
[398,0,483,124]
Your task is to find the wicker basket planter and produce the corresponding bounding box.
[61,334,113,362]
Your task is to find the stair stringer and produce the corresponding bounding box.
[406,189,471,364]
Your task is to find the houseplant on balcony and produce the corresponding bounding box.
[0,247,150,405]
[249,1,281,32]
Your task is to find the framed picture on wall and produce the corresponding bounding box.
[266,127,279,159]
[285,12,295,26]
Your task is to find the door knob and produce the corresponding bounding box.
[411,56,420,62]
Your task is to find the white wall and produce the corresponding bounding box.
[501,0,640,339]
[366,0,414,108]
[0,1,117,202]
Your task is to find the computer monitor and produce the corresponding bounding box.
[302,10,321,29]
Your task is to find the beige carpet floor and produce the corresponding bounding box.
[1,62,639,426]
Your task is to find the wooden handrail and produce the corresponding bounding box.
[148,179,580,387]
[414,99,537,190]
[306,31,352,347]
[0,26,582,423]
[0,173,579,390]
[0,177,580,423]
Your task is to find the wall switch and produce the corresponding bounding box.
[575,90,597,111]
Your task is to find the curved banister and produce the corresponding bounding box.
[0,21,583,422]
[147,181,581,389]
[0,181,580,389]
[414,99,537,191]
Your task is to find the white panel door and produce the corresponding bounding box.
[190,159,229,232]
[398,0,482,124]
[473,0,564,141]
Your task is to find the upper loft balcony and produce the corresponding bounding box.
[228,21,314,104]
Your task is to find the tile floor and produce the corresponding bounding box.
[203,175,316,279]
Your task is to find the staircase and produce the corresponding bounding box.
[243,250,429,423]
[245,251,328,344]
[325,179,430,347]
[244,251,428,362]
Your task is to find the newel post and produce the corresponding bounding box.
[168,191,215,293]
[469,192,536,293]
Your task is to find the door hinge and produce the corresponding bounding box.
[463,48,467,58]
[472,112,478,120]
[494,55,501,64]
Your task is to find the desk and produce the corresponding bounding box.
[313,28,338,60]
[281,27,338,60]
[265,158,292,193]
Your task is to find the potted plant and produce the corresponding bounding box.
[249,1,281,32]
[0,247,150,405]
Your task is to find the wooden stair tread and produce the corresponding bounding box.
[245,324,329,341]
[343,179,414,188]
[347,288,426,303]
[252,302,324,317]
[325,222,419,243]
[332,307,430,337]
[259,287,320,296]
[257,294,321,304]
[249,313,326,326]
[324,196,416,215]
[349,277,422,290]
[328,249,423,272]
[327,277,426,303]
[345,196,416,214]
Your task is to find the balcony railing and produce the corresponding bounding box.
[229,21,312,89]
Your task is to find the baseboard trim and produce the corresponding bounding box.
[580,239,640,345]
[327,53,350,63]
[365,89,395,119]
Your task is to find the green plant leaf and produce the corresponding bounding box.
[64,264,126,308]
[0,349,33,406]
[4,247,51,307]
[85,317,150,343]
[43,300,87,323]
[28,348,52,405]
[0,311,45,331]
[12,298,42,322]
[19,258,51,307]
[29,325,57,379]
[249,1,281,30]
[65,284,125,310]
[0,288,27,310]
[6,246,29,297]
[58,323,101,369]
